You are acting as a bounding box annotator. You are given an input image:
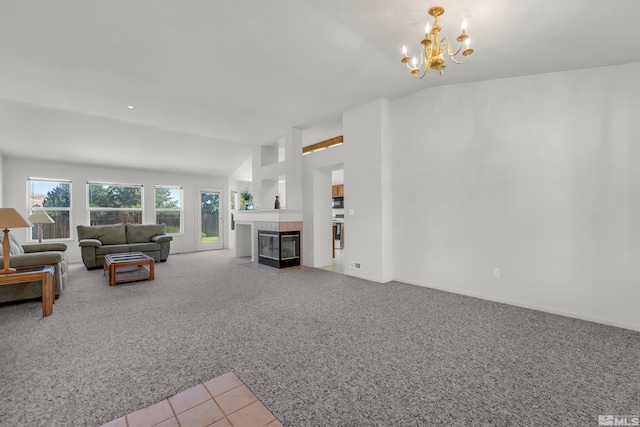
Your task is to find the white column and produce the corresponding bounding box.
[285,128,303,210]
[343,98,393,282]
[251,146,262,209]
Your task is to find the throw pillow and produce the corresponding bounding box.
[8,234,25,255]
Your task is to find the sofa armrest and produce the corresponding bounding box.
[22,242,68,253]
[79,239,102,248]
[151,235,173,243]
[1,252,63,269]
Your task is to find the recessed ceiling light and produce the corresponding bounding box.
[127,105,135,109]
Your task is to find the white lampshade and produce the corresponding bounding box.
[28,211,55,224]
[0,208,32,229]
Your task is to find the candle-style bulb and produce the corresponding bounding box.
[425,23,431,33]
[462,19,468,30]
[402,45,407,54]
[411,56,417,68]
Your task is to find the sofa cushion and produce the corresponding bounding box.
[22,242,68,253]
[8,234,25,255]
[77,224,126,245]
[126,224,166,244]
[95,244,132,255]
[127,242,161,252]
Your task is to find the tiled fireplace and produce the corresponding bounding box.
[233,210,303,268]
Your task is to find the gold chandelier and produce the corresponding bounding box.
[401,6,474,78]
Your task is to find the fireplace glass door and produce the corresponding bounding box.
[281,234,298,260]
[258,232,279,261]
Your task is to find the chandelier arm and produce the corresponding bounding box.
[440,38,463,58]
[414,67,429,79]
[450,45,464,57]
[440,37,450,53]
[448,55,471,65]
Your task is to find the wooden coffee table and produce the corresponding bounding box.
[104,252,154,286]
[0,265,55,317]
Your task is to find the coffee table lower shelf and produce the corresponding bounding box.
[0,265,55,317]
[104,252,155,286]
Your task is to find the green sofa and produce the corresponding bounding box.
[0,233,69,303]
[77,223,172,270]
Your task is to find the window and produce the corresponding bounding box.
[230,191,237,211]
[88,182,143,225]
[27,178,72,241]
[155,186,182,234]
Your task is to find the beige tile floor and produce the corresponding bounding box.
[320,248,344,274]
[100,372,283,427]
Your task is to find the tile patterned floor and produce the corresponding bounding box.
[100,372,283,427]
[320,248,344,274]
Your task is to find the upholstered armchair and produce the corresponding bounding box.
[0,234,68,303]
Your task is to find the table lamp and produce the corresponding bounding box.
[28,211,55,243]
[0,208,32,274]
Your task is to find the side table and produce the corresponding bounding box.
[0,265,55,317]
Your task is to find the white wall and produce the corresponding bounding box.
[284,128,303,210]
[4,157,228,264]
[0,151,4,207]
[311,168,333,268]
[391,62,640,331]
[343,98,393,282]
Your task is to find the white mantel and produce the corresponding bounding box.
[233,209,303,223]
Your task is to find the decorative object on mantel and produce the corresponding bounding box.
[0,208,32,274]
[274,195,281,210]
[240,187,253,210]
[28,211,55,243]
[400,5,474,78]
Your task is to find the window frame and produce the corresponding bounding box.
[86,181,144,225]
[154,185,183,235]
[27,177,72,242]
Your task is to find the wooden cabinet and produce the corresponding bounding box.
[332,184,344,197]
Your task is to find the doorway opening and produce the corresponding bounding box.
[330,169,344,273]
[197,187,223,251]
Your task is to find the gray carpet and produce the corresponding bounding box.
[1,250,639,426]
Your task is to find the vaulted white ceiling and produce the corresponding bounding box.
[1,0,639,176]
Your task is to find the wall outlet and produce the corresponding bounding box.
[349,261,362,270]
[492,267,500,278]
